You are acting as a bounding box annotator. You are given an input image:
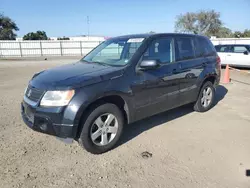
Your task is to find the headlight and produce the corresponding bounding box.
[40,90,75,107]
[24,87,28,94]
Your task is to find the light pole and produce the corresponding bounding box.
[87,16,90,40]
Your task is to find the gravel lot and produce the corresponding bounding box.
[0,58,250,188]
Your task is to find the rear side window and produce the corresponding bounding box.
[232,46,248,53]
[195,37,216,57]
[175,37,195,61]
[215,45,230,53]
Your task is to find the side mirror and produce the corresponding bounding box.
[139,60,160,70]
[243,51,249,55]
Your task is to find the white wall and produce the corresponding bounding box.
[211,38,250,45]
[0,40,104,57]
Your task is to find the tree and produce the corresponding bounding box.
[0,13,19,40]
[23,31,48,40]
[57,36,70,40]
[175,12,197,33]
[231,30,250,38]
[216,27,233,38]
[233,31,243,38]
[243,29,250,37]
[175,10,222,37]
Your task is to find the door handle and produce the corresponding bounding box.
[227,54,231,56]
[172,64,182,74]
[172,69,178,74]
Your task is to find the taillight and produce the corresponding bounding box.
[216,56,221,64]
[216,56,221,70]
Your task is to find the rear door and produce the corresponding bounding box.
[215,45,230,65]
[226,45,250,67]
[175,36,205,105]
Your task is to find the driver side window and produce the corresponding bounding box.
[143,37,174,64]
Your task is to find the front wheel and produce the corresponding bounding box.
[194,81,215,112]
[79,103,124,154]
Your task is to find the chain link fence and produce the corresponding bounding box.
[0,40,104,58]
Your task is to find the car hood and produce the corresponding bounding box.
[30,61,125,90]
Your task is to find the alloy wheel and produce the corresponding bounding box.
[90,113,118,146]
[201,86,213,108]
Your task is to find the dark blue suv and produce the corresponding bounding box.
[21,33,221,154]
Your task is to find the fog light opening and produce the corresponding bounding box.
[39,123,47,131]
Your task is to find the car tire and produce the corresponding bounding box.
[194,81,215,112]
[79,103,124,154]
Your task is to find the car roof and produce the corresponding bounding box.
[112,33,208,40]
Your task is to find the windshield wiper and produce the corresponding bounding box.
[81,59,107,65]
[81,59,113,66]
[92,61,109,66]
[80,59,91,63]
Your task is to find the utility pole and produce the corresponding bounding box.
[87,16,90,40]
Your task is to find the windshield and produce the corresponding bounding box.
[82,37,145,66]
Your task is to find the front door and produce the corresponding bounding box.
[134,37,182,120]
[226,45,250,67]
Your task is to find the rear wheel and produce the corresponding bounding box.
[194,81,215,112]
[79,103,124,154]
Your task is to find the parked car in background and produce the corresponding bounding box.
[21,33,221,154]
[215,44,250,67]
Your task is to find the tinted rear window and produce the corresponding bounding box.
[175,37,195,61]
[215,45,230,53]
[232,46,248,53]
[195,37,216,57]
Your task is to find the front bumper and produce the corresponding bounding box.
[21,101,78,138]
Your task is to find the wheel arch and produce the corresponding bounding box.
[202,75,216,86]
[74,93,131,139]
[196,75,217,99]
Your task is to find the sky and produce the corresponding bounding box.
[1,0,250,37]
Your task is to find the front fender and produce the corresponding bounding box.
[66,80,134,137]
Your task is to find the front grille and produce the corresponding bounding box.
[25,86,45,103]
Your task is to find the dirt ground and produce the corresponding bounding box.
[0,58,250,188]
